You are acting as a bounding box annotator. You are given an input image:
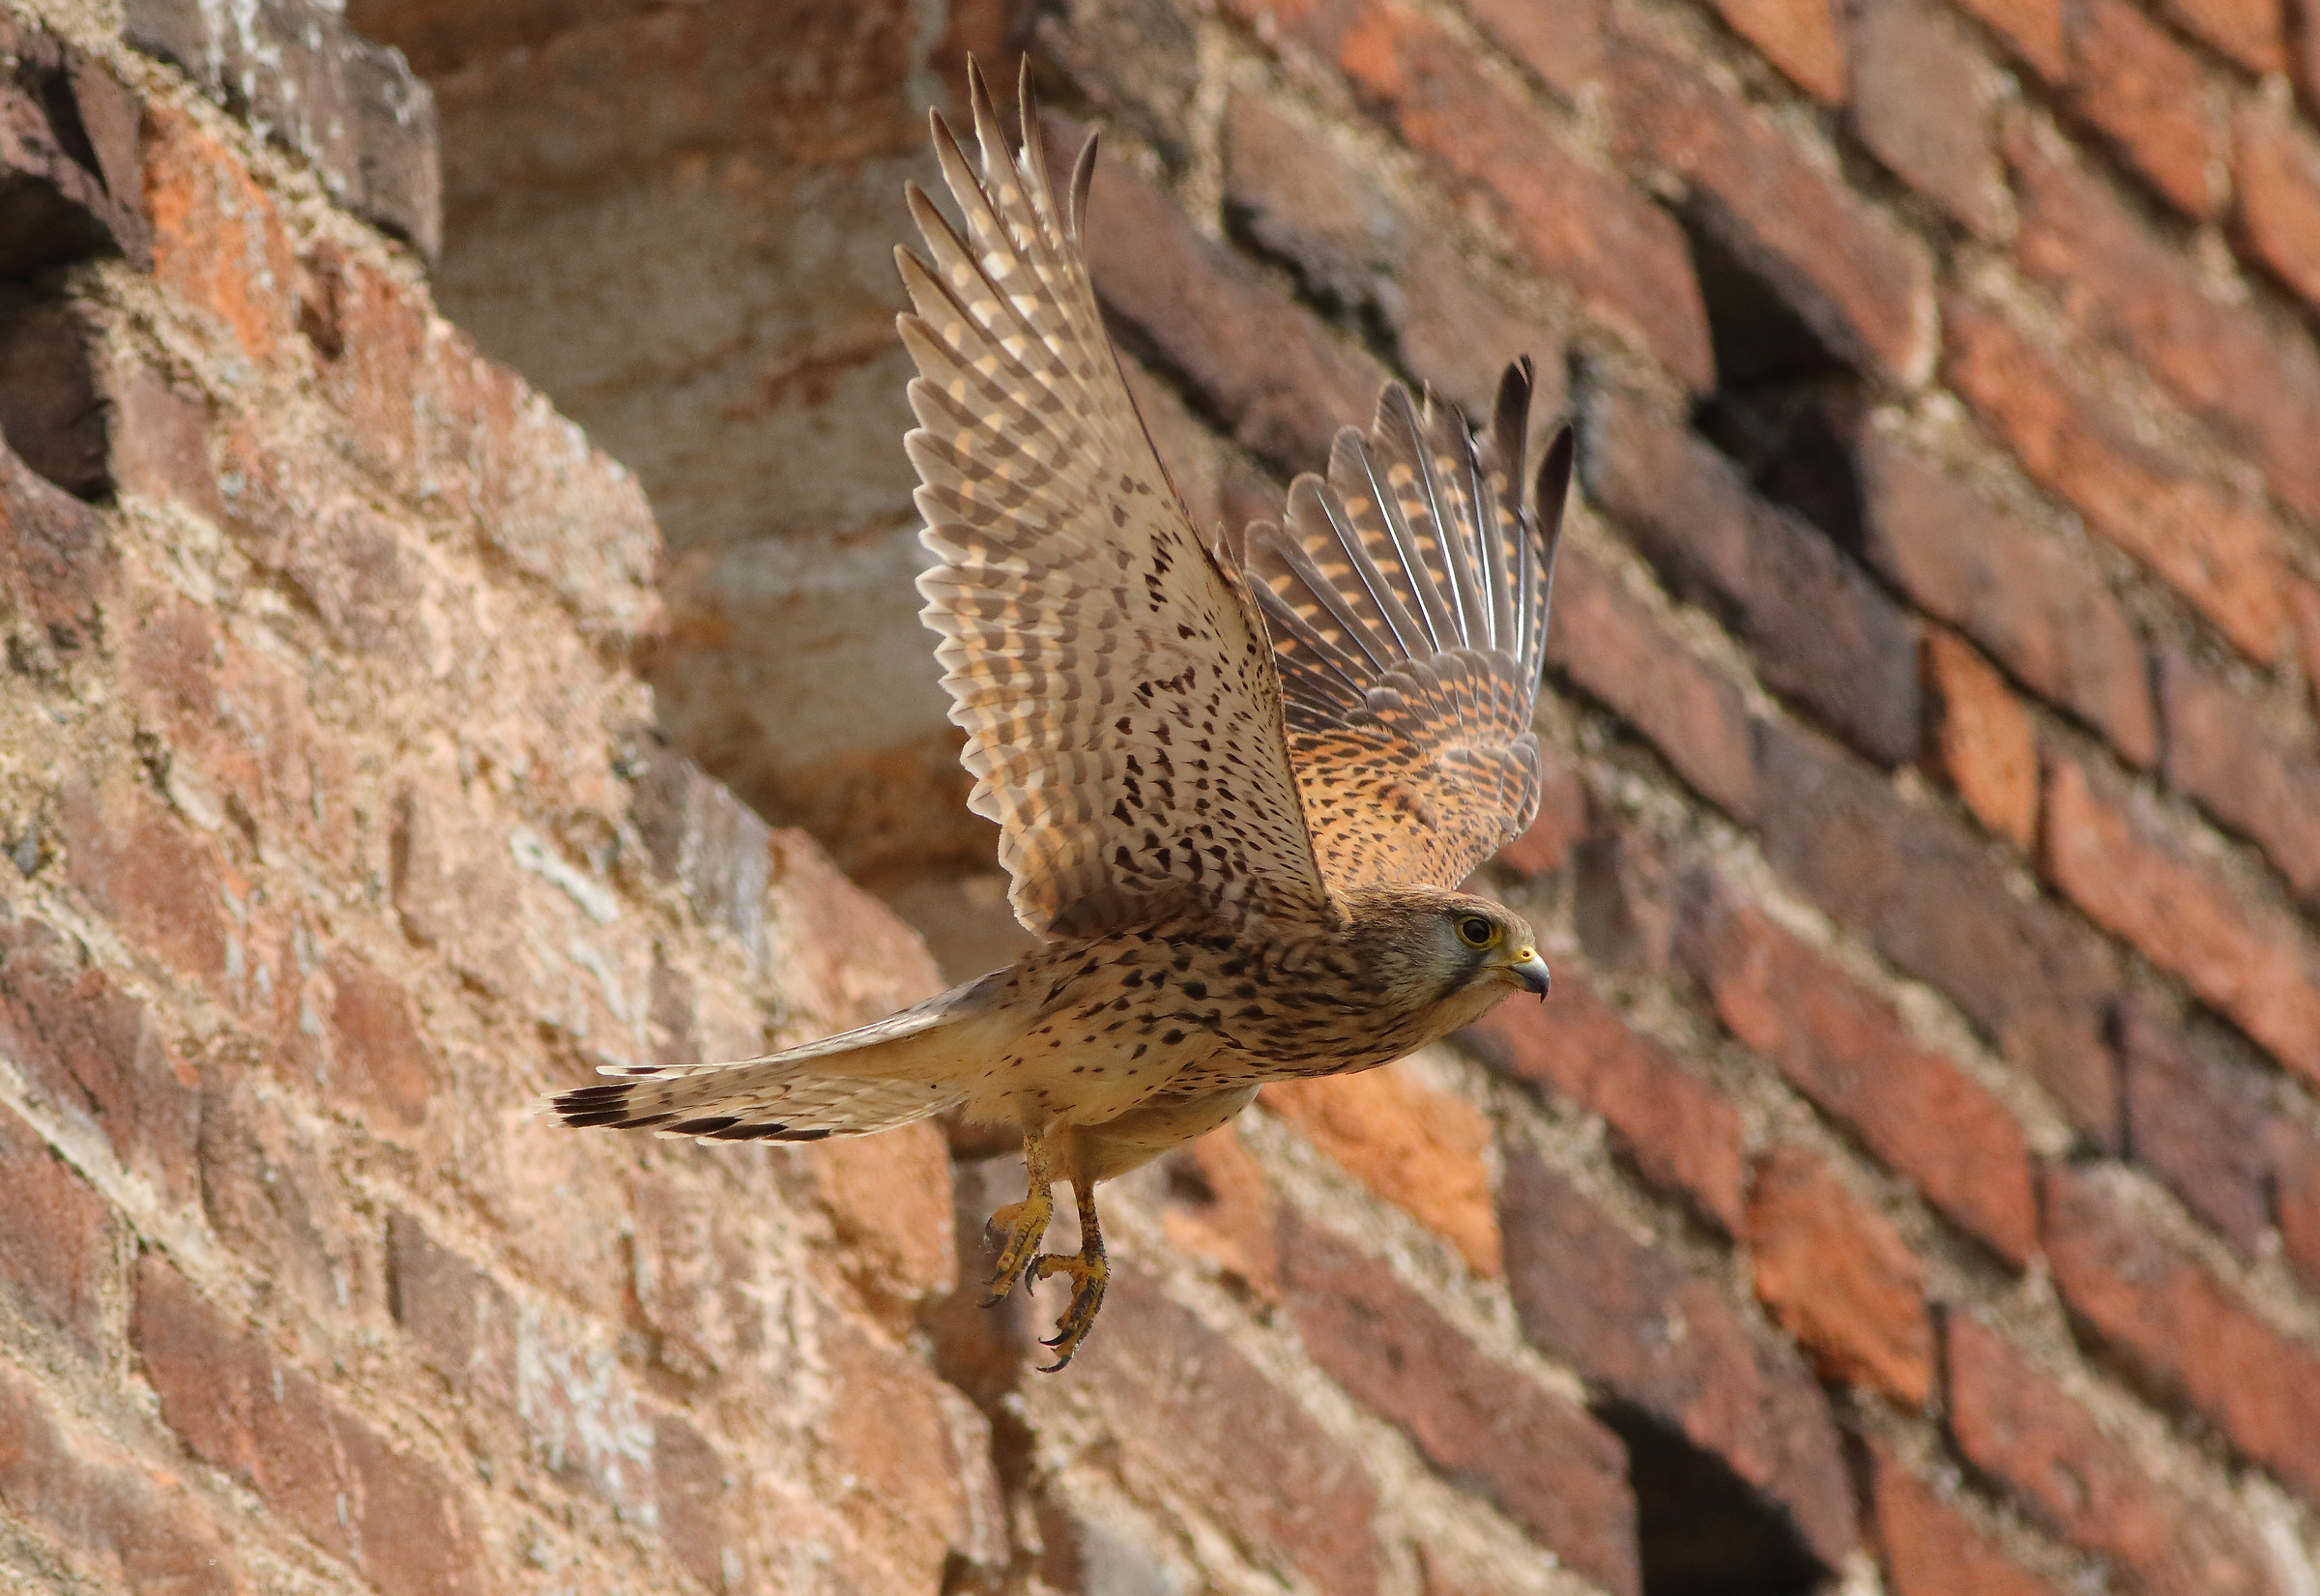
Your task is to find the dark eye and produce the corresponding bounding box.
[1456,915,1496,948]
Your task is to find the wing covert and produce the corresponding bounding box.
[1247,364,1572,893]
[899,64,1330,941]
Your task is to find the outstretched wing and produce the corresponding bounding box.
[1246,364,1571,894]
[898,65,1330,941]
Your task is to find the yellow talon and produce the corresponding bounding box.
[1033,1182,1109,1372]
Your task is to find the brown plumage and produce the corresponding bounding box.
[548,61,1570,1369]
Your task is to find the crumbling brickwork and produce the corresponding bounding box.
[5,0,2320,1592]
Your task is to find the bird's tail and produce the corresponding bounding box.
[543,974,1002,1143]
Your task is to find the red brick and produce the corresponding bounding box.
[1755,720,2119,1141]
[1499,1151,1858,1568]
[135,1257,496,1595]
[0,294,105,501]
[1571,813,1679,976]
[1057,114,1388,474]
[809,1120,959,1315]
[386,1210,517,1403]
[2043,753,2320,1083]
[0,1101,112,1357]
[109,360,221,521]
[1545,549,1757,821]
[324,950,436,1131]
[1460,0,1602,99]
[1858,433,2156,766]
[1279,1209,1638,1595]
[2009,122,2320,525]
[1956,0,2068,78]
[302,240,431,498]
[388,776,528,998]
[1234,0,1714,389]
[1744,1146,1932,1407]
[1941,295,2287,662]
[2159,652,2320,911]
[1679,885,2041,1262]
[1465,966,1749,1233]
[199,1070,362,1316]
[823,1332,1004,1586]
[1159,1124,1281,1299]
[0,908,199,1207]
[1077,1266,1381,1596]
[142,103,300,363]
[2161,0,2287,69]
[1263,1062,1502,1276]
[2064,0,2224,218]
[0,1362,246,1596]
[1704,0,1849,101]
[2237,103,2320,309]
[1605,27,1931,382]
[1864,1436,2069,1596]
[2044,1162,2320,1508]
[2301,0,2320,107]
[1220,90,1570,433]
[652,1414,736,1591]
[1925,630,2038,852]
[1493,758,1585,876]
[0,440,112,659]
[1850,0,2011,236]
[2118,1003,2273,1251]
[1944,1311,2277,1596]
[1582,391,1921,768]
[2297,581,2320,719]
[2271,1118,2320,1291]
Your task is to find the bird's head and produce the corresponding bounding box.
[1343,885,1551,1008]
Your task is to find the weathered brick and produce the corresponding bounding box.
[809,1121,960,1314]
[1955,0,2068,78]
[1571,812,1678,976]
[1493,759,1586,877]
[386,1209,516,1404]
[0,292,105,500]
[108,360,221,520]
[823,1331,1005,1586]
[2118,1003,2272,1251]
[0,907,199,1207]
[2300,0,2320,108]
[1263,1062,1501,1276]
[1465,966,1749,1233]
[1582,391,1920,768]
[1500,1152,1857,1569]
[1755,720,2118,1139]
[1604,26,1932,382]
[1702,0,1848,101]
[2043,753,2320,1084]
[1545,548,1758,820]
[1159,1124,1281,1298]
[1864,1436,2069,1596]
[2064,0,2224,218]
[0,1101,112,1357]
[1232,0,1713,389]
[1941,294,2286,662]
[1678,884,2041,1262]
[2044,1162,2320,1508]
[1945,1310,2276,1596]
[0,438,113,658]
[200,1070,362,1318]
[2236,103,2320,310]
[0,1361,246,1596]
[1858,432,2156,766]
[302,241,431,496]
[2010,121,2320,524]
[1279,1210,1638,1594]
[143,103,301,363]
[1073,1265,1381,1596]
[1744,1145,1932,1407]
[0,31,150,273]
[1925,629,2038,852]
[135,1257,496,1595]
[2159,652,2320,910]
[1057,113,1386,474]
[59,773,244,1007]
[2160,0,2287,69]
[1460,0,1602,99]
[2297,581,2320,719]
[388,776,527,996]
[324,950,437,1132]
[651,1413,735,1592]
[2271,1118,2320,1293]
[1850,0,2011,236]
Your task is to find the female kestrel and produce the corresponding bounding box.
[552,63,1569,1369]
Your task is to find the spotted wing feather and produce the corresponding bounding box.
[899,64,1329,940]
[1247,365,1571,893]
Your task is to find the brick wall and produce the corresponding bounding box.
[4,0,2320,1592]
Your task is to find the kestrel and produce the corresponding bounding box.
[551,63,1569,1369]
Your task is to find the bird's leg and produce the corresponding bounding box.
[1031,1180,1109,1372]
[983,1130,1056,1305]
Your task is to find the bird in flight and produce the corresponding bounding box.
[551,62,1569,1370]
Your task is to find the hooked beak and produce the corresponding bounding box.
[1504,946,1552,1001]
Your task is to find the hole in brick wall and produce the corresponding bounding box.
[0,283,106,500]
[1682,218,1867,555]
[1595,1400,1829,1596]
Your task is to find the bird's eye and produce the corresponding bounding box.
[1456,915,1496,948]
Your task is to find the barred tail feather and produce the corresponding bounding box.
[544,976,1000,1143]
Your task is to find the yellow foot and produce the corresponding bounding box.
[1031,1246,1109,1372]
[982,1187,1054,1305]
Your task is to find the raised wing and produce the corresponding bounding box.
[1246,364,1571,894]
[898,65,1330,941]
